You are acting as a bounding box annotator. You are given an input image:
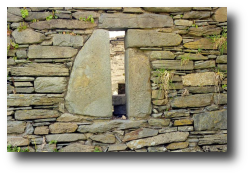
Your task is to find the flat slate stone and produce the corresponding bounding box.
[11,63,69,76]
[90,134,116,143]
[25,12,52,21]
[28,45,78,58]
[214,94,227,105]
[198,134,227,145]
[216,55,227,63]
[72,11,100,19]
[166,142,189,150]
[60,143,94,152]
[194,60,216,69]
[185,86,221,94]
[143,7,192,13]
[177,53,208,60]
[193,110,227,131]
[182,72,216,86]
[183,11,211,19]
[56,113,90,122]
[98,13,173,29]
[49,123,78,133]
[188,26,222,36]
[15,110,59,120]
[151,60,194,70]
[46,133,86,143]
[30,19,97,30]
[184,38,214,50]
[7,12,23,22]
[145,51,175,60]
[53,34,85,47]
[77,120,147,133]
[174,20,193,26]
[7,121,26,134]
[126,132,189,150]
[123,128,159,142]
[108,144,127,151]
[7,137,29,146]
[125,48,151,118]
[34,77,67,93]
[65,29,112,117]
[7,94,63,107]
[125,29,182,48]
[74,7,122,10]
[171,94,213,108]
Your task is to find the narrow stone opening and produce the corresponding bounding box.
[109,31,126,119]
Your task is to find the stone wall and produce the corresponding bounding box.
[7,7,227,152]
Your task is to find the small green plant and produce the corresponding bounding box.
[222,84,227,89]
[32,19,39,23]
[13,56,17,61]
[49,140,57,145]
[208,27,227,55]
[20,8,29,18]
[46,10,58,21]
[94,147,102,152]
[7,145,29,152]
[192,23,198,28]
[180,54,190,66]
[180,14,183,18]
[7,40,19,53]
[79,15,95,23]
[17,22,27,32]
[53,148,59,152]
[197,47,202,53]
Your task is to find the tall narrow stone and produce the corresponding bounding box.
[125,48,151,118]
[65,29,112,117]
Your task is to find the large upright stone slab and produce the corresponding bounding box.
[193,110,227,131]
[125,48,151,118]
[125,29,182,48]
[98,13,173,29]
[65,29,112,117]
[12,29,45,44]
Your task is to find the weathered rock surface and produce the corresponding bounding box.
[34,77,67,93]
[148,119,170,127]
[174,119,193,126]
[25,12,52,21]
[74,7,122,10]
[56,113,88,122]
[178,126,194,132]
[15,110,59,120]
[99,13,173,29]
[174,20,193,26]
[53,34,85,47]
[145,51,175,60]
[46,133,86,142]
[214,93,227,105]
[125,48,151,118]
[108,144,127,151]
[11,63,69,76]
[60,144,94,152]
[28,45,77,58]
[14,82,33,87]
[49,123,78,133]
[164,109,190,118]
[123,7,144,13]
[34,126,49,135]
[171,94,213,108]
[183,11,211,19]
[77,120,147,133]
[188,26,222,36]
[147,147,167,152]
[182,72,216,86]
[183,38,214,49]
[12,29,45,44]
[7,137,29,146]
[152,60,194,70]
[123,128,158,142]
[65,29,112,117]
[213,7,227,22]
[177,53,208,60]
[7,121,26,134]
[126,132,189,150]
[166,142,189,150]
[7,7,21,16]
[194,60,216,69]
[203,145,227,152]
[152,90,164,100]
[125,30,182,48]
[30,19,97,29]
[186,86,221,94]
[143,7,192,13]
[198,134,227,145]
[216,55,227,63]
[90,134,115,143]
[7,12,23,22]
[7,94,64,106]
[193,110,227,131]
[72,11,100,19]
[30,7,48,11]
[36,144,56,152]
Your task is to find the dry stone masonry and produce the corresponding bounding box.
[7,7,227,152]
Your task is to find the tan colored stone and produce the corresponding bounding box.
[34,126,49,135]
[143,7,192,13]
[123,128,158,142]
[15,110,59,120]
[171,94,213,108]
[46,133,86,142]
[182,72,216,86]
[174,119,193,126]
[152,99,168,105]
[148,119,170,127]
[56,113,89,122]
[166,142,189,150]
[145,51,175,60]
[49,123,78,134]
[126,132,189,150]
[188,26,222,36]
[175,20,193,26]
[183,11,211,19]
[60,143,94,152]
[123,7,144,13]
[177,53,208,60]
[152,60,194,70]
[7,137,29,146]
[7,121,26,134]
[183,38,214,50]
[108,144,128,151]
[152,90,164,100]
[213,7,227,22]
[194,60,216,69]
[12,29,45,44]
[90,134,115,143]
